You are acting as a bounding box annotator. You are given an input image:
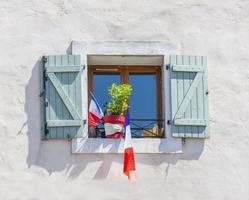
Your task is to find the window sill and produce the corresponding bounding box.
[71,138,182,154]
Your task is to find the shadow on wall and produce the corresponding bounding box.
[23,49,205,180]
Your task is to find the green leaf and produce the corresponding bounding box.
[106,83,132,116]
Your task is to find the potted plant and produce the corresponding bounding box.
[103,83,132,138]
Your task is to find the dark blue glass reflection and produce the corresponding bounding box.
[93,73,121,113]
[92,72,158,138]
[129,73,157,137]
[93,73,121,137]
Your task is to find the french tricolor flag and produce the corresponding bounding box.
[123,110,136,180]
[88,95,104,127]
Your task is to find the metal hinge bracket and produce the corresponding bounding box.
[43,56,47,64]
[67,134,72,142]
[39,91,45,97]
[44,123,49,135]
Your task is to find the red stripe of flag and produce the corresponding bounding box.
[88,95,103,127]
[123,147,136,178]
[88,112,101,127]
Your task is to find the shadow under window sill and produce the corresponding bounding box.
[71,137,182,154]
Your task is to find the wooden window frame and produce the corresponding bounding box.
[88,65,163,121]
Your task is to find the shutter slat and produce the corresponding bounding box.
[48,56,57,138]
[176,55,185,137]
[196,56,204,137]
[170,55,209,138]
[61,55,71,138]
[183,55,192,137]
[189,56,198,137]
[55,55,64,138]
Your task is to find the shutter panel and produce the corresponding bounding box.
[41,55,84,139]
[170,55,209,138]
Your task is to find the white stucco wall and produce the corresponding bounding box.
[0,0,249,200]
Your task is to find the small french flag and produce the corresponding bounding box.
[123,110,136,180]
[88,95,104,127]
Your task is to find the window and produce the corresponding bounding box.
[41,50,209,153]
[88,65,164,138]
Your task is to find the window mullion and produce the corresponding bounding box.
[120,65,128,84]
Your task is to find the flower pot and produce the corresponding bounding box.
[103,115,125,138]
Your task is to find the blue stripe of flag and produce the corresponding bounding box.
[124,109,130,139]
[91,94,103,113]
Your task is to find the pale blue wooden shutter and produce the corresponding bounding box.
[169,55,209,138]
[41,55,84,139]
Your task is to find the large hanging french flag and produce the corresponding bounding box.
[88,95,104,127]
[123,110,136,180]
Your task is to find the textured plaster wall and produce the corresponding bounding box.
[0,0,249,200]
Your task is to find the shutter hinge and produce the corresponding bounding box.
[39,91,45,97]
[43,68,48,81]
[166,64,170,70]
[167,120,172,125]
[43,56,47,64]
[45,123,49,135]
[42,56,48,82]
[45,128,49,135]
[67,134,72,142]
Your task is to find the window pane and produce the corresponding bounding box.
[93,73,121,112]
[93,73,121,137]
[129,73,157,119]
[129,73,159,137]
[90,69,163,138]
